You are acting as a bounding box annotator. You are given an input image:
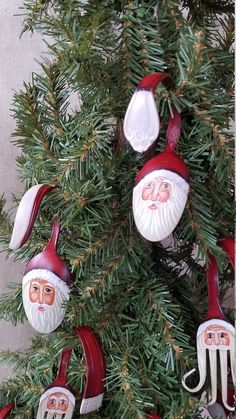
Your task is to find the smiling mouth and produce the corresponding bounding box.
[148,204,159,210]
[37,306,45,312]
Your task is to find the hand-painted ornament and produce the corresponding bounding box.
[133,107,189,241]
[182,237,235,412]
[124,72,172,152]
[9,184,55,250]
[77,326,106,414]
[36,326,106,418]
[0,404,14,419]
[22,221,72,333]
[37,349,75,419]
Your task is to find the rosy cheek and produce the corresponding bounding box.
[29,290,38,303]
[159,191,170,202]
[222,336,230,346]
[59,403,68,412]
[44,293,55,306]
[142,189,151,200]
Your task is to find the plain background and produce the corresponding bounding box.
[0,0,45,379]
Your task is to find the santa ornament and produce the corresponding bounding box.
[9,184,72,333]
[182,237,235,412]
[124,72,172,152]
[22,221,72,333]
[133,106,189,242]
[36,326,106,418]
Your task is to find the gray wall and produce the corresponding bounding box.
[0,0,44,379]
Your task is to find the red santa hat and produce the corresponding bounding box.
[23,222,72,296]
[134,104,190,193]
[135,151,189,188]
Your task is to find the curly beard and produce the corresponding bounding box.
[133,175,189,242]
[22,281,68,334]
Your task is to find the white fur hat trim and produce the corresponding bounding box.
[80,393,104,414]
[23,269,70,298]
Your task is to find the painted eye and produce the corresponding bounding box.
[45,287,53,293]
[60,398,66,404]
[161,183,169,189]
[220,332,226,338]
[145,182,153,189]
[32,286,39,291]
[208,333,213,338]
[49,398,56,405]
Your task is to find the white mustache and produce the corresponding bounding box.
[142,200,166,208]
[33,303,57,311]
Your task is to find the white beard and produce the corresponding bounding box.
[182,319,235,411]
[22,282,68,334]
[133,177,188,242]
[37,390,75,419]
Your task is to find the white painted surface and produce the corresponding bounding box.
[0,0,45,379]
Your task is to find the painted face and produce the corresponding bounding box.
[133,171,189,242]
[141,178,171,207]
[29,278,55,306]
[182,319,235,412]
[46,392,69,412]
[204,325,230,347]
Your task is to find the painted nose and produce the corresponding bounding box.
[37,288,44,305]
[214,334,220,345]
[150,182,161,201]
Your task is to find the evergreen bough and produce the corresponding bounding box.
[0,1,234,418]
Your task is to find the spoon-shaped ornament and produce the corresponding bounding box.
[77,326,106,414]
[36,326,106,418]
[182,237,235,412]
[124,72,172,152]
[9,184,55,250]
[22,221,72,333]
[132,106,189,242]
[36,349,75,419]
[0,404,14,419]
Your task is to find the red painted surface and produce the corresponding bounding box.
[135,151,189,185]
[0,403,14,419]
[218,237,235,269]
[76,326,106,398]
[165,106,182,153]
[205,254,226,320]
[137,72,172,92]
[206,237,235,320]
[25,221,72,287]
[47,348,73,390]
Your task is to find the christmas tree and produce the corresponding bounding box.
[0,1,234,418]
